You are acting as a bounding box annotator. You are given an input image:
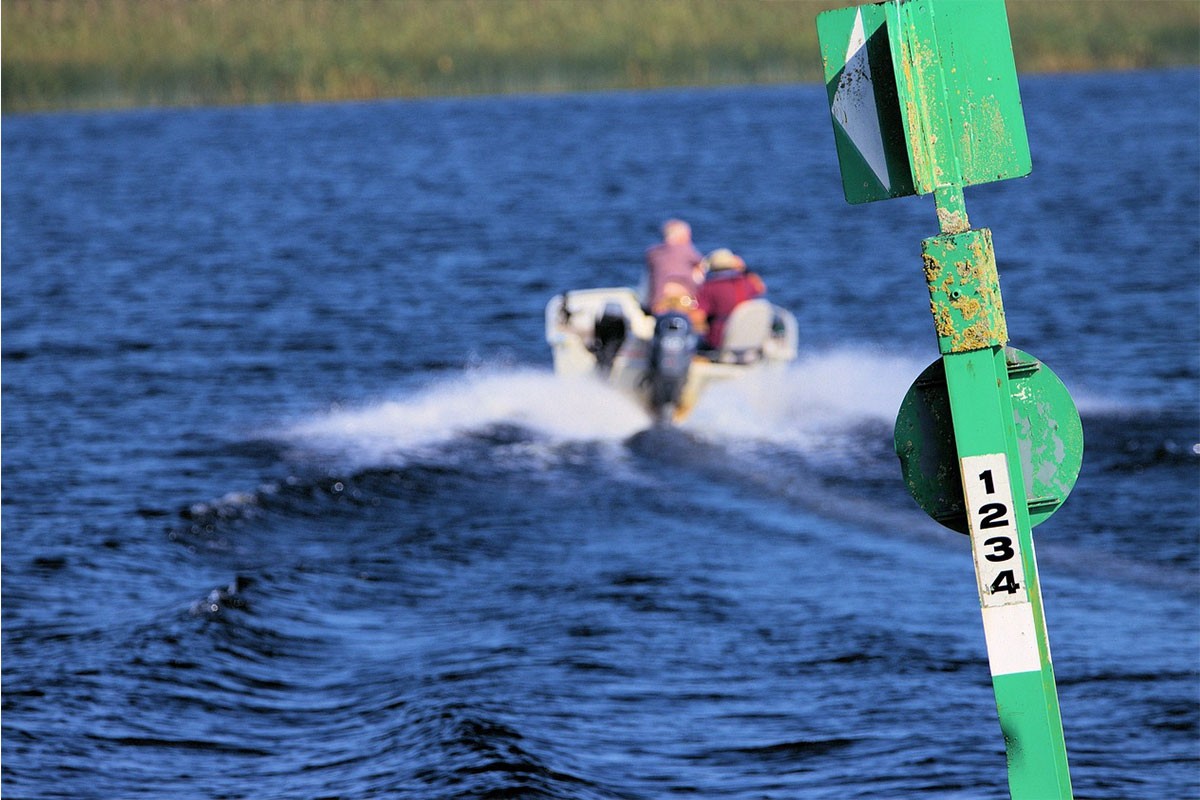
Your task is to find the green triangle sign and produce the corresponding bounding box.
[818,0,1032,205]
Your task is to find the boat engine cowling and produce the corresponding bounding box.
[591,302,627,375]
[649,311,696,414]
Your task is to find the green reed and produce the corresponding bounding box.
[3,0,1197,113]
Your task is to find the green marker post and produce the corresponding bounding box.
[925,189,1073,799]
[817,2,1082,797]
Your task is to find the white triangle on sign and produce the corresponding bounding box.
[830,8,891,191]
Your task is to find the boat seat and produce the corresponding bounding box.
[716,299,775,364]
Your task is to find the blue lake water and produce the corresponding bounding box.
[3,68,1198,799]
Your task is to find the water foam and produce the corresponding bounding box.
[678,347,1138,447]
[280,367,650,466]
[684,347,928,448]
[279,350,929,468]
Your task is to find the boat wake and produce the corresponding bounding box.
[682,348,923,445]
[269,348,930,471]
[181,347,1196,595]
[278,367,648,466]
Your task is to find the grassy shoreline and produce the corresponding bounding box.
[3,0,1198,113]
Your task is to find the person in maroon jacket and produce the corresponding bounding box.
[642,219,703,312]
[695,248,767,351]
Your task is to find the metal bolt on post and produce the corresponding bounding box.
[817,2,1083,797]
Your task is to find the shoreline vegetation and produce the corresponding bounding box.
[3,0,1198,114]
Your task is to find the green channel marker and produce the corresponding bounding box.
[817,2,1079,797]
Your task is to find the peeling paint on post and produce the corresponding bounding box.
[923,228,1008,354]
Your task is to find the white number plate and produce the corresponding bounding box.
[961,454,1028,607]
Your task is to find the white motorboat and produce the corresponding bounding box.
[545,287,799,422]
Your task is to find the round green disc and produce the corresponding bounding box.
[894,348,1083,533]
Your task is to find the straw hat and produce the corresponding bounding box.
[702,248,745,272]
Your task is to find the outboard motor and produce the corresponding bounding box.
[648,311,697,419]
[591,302,628,375]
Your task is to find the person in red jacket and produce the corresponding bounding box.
[695,248,766,351]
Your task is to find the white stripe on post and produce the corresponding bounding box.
[981,602,1041,676]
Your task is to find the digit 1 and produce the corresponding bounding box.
[979,469,996,494]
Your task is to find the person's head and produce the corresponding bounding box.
[701,248,745,273]
[662,219,692,245]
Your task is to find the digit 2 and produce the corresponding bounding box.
[977,470,1012,529]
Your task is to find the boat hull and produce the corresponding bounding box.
[545,287,798,421]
